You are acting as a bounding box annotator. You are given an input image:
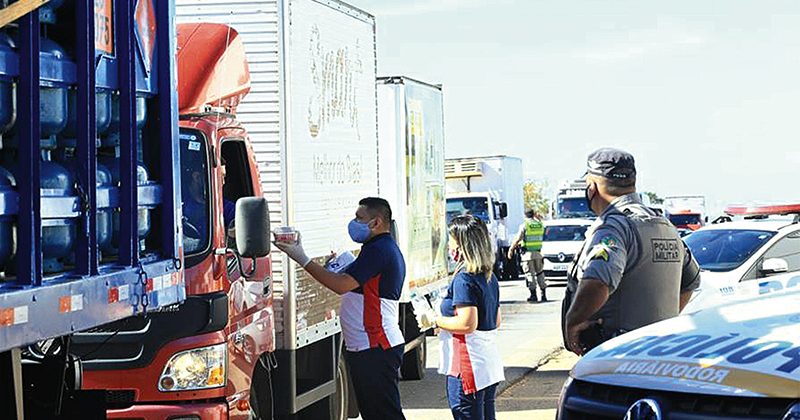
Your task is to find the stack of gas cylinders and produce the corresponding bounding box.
[0,0,160,276]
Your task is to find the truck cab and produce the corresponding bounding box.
[74,23,277,420]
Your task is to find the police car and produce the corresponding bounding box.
[557,272,800,420]
[681,204,800,312]
[541,218,593,281]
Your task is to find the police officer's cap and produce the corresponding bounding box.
[585,148,636,181]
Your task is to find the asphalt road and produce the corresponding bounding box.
[397,279,568,419]
[495,349,579,419]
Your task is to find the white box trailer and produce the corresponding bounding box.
[177,0,377,417]
[445,155,525,279]
[377,76,449,379]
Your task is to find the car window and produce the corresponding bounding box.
[684,229,775,272]
[544,225,588,241]
[761,231,800,271]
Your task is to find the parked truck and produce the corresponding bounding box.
[377,76,449,380]
[445,155,524,280]
[0,0,187,418]
[553,178,594,219]
[664,195,707,231]
[72,1,383,418]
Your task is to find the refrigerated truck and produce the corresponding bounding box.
[0,1,186,418]
[377,76,449,379]
[71,1,379,418]
[445,155,525,280]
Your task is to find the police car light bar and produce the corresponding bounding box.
[724,203,800,216]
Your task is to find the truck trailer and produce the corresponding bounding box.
[377,76,449,379]
[0,0,187,418]
[445,155,524,280]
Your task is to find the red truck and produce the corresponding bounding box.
[74,9,375,419]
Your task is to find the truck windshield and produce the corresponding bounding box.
[684,229,775,272]
[179,129,211,255]
[557,197,593,218]
[669,214,702,226]
[544,225,588,241]
[446,197,490,223]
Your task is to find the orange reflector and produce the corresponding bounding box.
[59,296,72,313]
[0,308,13,326]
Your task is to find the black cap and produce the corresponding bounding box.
[585,148,636,181]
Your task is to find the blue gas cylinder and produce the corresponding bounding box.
[96,164,114,256]
[0,166,15,270]
[40,151,77,274]
[0,31,17,138]
[39,37,75,148]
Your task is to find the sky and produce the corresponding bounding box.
[350,0,800,216]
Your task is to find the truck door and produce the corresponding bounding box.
[219,137,274,373]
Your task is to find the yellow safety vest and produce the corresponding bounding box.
[524,219,544,252]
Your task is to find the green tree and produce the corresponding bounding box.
[643,191,664,205]
[523,180,550,218]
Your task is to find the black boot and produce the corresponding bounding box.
[540,288,548,302]
[527,290,538,303]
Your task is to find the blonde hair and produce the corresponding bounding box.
[449,215,495,279]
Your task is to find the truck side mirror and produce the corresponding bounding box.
[759,258,788,277]
[498,202,508,219]
[235,197,271,258]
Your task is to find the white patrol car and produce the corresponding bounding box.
[682,204,800,312]
[541,218,593,282]
[558,272,800,420]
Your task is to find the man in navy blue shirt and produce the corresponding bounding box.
[275,197,406,420]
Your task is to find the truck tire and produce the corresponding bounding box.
[400,336,426,380]
[250,356,274,419]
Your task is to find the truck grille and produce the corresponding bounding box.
[562,379,794,420]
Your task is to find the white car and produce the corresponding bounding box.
[558,275,800,419]
[541,218,593,281]
[683,207,800,311]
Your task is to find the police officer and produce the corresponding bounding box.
[508,209,547,302]
[562,148,700,356]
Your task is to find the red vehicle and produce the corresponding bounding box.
[73,23,330,419]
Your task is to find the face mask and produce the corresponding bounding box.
[348,219,373,243]
[585,184,597,215]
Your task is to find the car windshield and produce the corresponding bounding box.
[670,214,702,226]
[446,197,490,223]
[684,229,775,272]
[558,197,594,218]
[544,225,588,241]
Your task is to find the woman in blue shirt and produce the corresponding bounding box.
[436,215,505,420]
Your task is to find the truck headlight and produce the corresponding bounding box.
[158,343,227,392]
[784,402,800,420]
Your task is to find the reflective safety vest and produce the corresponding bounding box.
[524,219,544,252]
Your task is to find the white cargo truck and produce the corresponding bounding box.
[377,76,449,379]
[553,178,594,219]
[176,1,378,418]
[445,156,525,280]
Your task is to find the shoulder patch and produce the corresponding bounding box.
[600,235,618,248]
[588,245,610,262]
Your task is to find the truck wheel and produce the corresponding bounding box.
[400,337,426,380]
[250,356,273,419]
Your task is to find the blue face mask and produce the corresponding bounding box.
[348,219,373,243]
